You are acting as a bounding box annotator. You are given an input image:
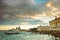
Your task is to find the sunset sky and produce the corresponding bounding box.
[0,0,60,30]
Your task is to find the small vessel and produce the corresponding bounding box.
[5,26,21,34]
[5,30,20,34]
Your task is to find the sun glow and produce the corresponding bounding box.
[46,1,60,18]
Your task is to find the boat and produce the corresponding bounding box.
[5,29,20,34]
[4,26,21,34]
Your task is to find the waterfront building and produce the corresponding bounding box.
[37,26,50,31]
[49,17,60,27]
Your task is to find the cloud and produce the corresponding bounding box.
[0,0,60,26]
[3,0,35,8]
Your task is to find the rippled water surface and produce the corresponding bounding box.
[0,32,55,40]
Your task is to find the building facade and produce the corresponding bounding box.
[37,26,50,31]
[49,17,60,27]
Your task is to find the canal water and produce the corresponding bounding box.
[0,32,55,40]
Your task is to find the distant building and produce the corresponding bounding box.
[15,26,22,31]
[37,26,50,31]
[49,17,60,27]
[29,28,37,32]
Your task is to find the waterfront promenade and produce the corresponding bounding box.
[36,30,60,40]
[38,30,60,37]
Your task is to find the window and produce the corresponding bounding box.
[56,23,57,26]
[58,21,59,23]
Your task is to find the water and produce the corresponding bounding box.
[0,32,55,40]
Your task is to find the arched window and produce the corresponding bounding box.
[58,21,59,23]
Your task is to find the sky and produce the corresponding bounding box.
[0,0,60,30]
